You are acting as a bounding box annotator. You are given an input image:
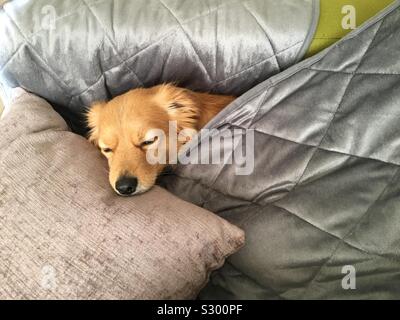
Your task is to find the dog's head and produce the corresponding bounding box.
[87,84,200,196]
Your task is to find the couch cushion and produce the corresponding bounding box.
[0,89,244,299]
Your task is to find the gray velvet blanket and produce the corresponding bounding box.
[1,0,400,299]
[0,0,318,133]
[164,2,400,299]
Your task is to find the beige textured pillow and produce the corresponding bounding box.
[0,89,244,300]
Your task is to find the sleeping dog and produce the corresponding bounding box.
[87,84,234,196]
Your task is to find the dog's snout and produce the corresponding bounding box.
[115,176,138,195]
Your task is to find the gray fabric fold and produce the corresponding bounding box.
[163,1,400,299]
[0,0,317,133]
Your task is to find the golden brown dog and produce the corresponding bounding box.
[87,84,234,196]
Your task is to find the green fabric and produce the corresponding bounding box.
[306,0,395,57]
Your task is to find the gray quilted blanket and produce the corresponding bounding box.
[1,0,400,299]
[0,0,318,133]
[164,2,400,299]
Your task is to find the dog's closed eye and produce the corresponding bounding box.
[140,136,158,148]
[102,148,113,153]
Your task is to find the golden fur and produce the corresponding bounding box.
[87,84,234,195]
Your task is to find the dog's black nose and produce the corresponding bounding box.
[115,176,138,195]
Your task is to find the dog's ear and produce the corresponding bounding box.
[86,102,105,145]
[154,84,200,131]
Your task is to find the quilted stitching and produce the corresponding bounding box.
[170,3,400,299]
[1,8,71,92]
[0,43,23,74]
[0,0,313,129]
[287,20,384,196]
[158,0,213,83]
[301,165,400,297]
[81,0,144,87]
[213,40,303,87]
[252,128,400,169]
[240,3,281,72]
